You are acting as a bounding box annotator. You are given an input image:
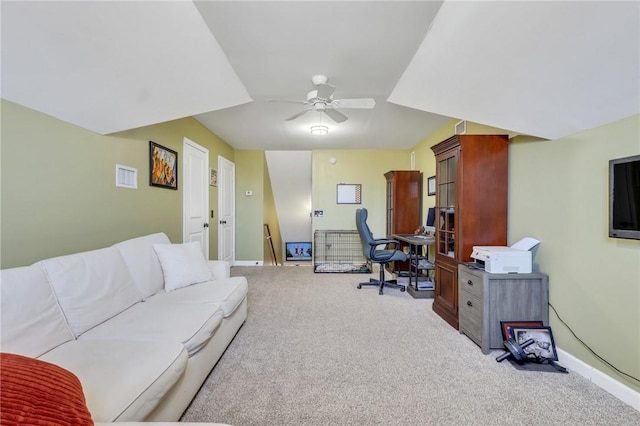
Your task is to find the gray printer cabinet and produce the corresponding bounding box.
[458,264,549,354]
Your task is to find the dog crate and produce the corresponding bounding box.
[313,230,371,273]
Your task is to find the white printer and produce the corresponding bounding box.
[470,237,540,274]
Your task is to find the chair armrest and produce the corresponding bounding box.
[370,238,400,249]
[367,239,404,262]
[208,260,231,279]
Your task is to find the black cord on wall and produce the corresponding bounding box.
[549,302,640,383]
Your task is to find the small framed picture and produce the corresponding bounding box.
[149,141,178,190]
[427,175,436,196]
[510,325,558,361]
[336,183,362,204]
[500,320,544,341]
[210,168,218,186]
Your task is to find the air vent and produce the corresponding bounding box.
[115,164,137,189]
[455,120,467,135]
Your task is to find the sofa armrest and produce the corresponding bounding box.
[207,260,230,280]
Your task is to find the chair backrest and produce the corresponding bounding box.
[356,208,375,260]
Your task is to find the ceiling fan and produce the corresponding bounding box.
[267,75,376,123]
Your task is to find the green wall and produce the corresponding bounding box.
[311,150,413,238]
[509,114,640,392]
[0,99,233,267]
[234,150,265,262]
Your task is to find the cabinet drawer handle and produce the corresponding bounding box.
[467,280,473,286]
[466,301,473,307]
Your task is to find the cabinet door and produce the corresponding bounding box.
[436,149,457,259]
[386,178,393,237]
[434,261,459,328]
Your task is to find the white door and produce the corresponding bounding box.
[183,138,209,258]
[218,156,235,263]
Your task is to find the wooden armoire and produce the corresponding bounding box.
[431,135,509,329]
[384,170,421,272]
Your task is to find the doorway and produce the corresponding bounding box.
[182,138,209,258]
[217,156,235,263]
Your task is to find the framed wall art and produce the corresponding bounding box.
[427,175,436,196]
[149,141,178,190]
[336,183,362,204]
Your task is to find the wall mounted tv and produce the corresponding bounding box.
[609,154,640,240]
[285,242,312,261]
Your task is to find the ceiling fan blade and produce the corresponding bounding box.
[266,99,308,105]
[334,98,376,109]
[285,109,312,121]
[316,83,335,100]
[324,108,348,123]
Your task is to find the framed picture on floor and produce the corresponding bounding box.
[510,325,558,361]
[500,320,543,341]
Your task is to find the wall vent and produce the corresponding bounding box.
[116,164,137,189]
[455,120,467,135]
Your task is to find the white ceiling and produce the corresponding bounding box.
[2,1,639,150]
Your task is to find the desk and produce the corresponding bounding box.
[392,234,435,299]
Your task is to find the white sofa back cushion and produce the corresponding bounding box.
[37,247,142,337]
[113,232,170,299]
[0,265,75,357]
[153,242,213,292]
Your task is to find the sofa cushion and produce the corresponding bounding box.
[113,232,171,299]
[153,242,212,291]
[78,301,224,356]
[0,352,94,426]
[38,339,188,422]
[0,266,75,358]
[37,246,142,337]
[149,276,248,318]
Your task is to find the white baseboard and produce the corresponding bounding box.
[234,260,264,266]
[557,347,640,411]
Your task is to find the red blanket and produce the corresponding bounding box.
[0,353,93,426]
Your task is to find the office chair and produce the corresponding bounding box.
[355,208,407,295]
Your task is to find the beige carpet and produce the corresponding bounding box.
[181,266,640,426]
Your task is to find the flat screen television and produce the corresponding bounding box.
[609,154,640,240]
[285,242,312,261]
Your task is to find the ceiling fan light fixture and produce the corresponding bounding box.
[310,125,328,136]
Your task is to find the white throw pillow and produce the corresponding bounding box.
[153,242,213,291]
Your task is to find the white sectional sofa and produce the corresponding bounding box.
[0,232,248,424]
